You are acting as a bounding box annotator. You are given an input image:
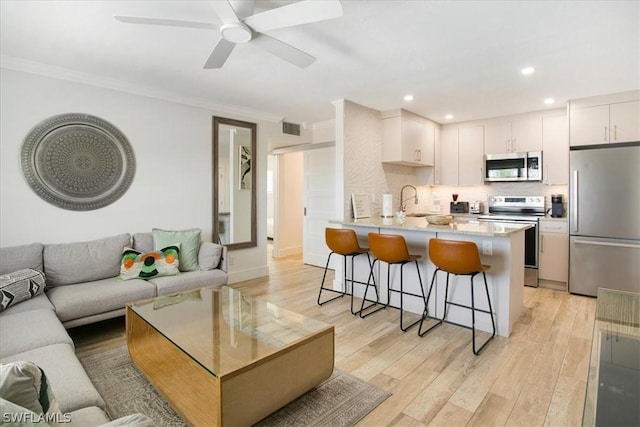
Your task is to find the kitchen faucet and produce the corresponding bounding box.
[399,185,418,212]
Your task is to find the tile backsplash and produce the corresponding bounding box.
[407,183,569,215]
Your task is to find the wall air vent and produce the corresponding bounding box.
[282,121,301,136]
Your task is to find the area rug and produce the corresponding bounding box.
[79,346,390,426]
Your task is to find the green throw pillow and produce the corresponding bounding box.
[0,361,60,417]
[119,246,180,281]
[152,228,201,272]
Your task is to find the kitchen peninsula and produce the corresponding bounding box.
[329,217,532,337]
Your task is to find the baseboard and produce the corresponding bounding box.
[274,245,302,258]
[228,265,270,284]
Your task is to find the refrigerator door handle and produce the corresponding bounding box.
[574,239,640,250]
[572,170,578,233]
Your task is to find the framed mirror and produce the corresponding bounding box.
[213,117,257,249]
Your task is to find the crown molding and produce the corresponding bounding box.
[0,55,284,123]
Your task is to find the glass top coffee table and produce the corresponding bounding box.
[126,286,335,426]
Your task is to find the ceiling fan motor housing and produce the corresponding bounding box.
[220,22,252,43]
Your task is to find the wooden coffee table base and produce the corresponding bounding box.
[126,307,335,426]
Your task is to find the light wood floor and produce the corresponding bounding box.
[71,249,597,426]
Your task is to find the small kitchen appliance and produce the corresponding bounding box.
[469,201,483,214]
[551,194,564,217]
[450,201,469,213]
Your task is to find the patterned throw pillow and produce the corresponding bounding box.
[0,269,46,312]
[119,245,180,281]
[0,361,61,417]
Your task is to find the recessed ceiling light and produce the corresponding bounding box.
[543,98,555,105]
[444,114,454,120]
[404,95,414,102]
[521,67,535,75]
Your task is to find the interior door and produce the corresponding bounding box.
[303,146,336,267]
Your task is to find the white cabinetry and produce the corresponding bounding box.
[542,114,568,184]
[539,219,568,286]
[484,115,542,154]
[439,124,484,185]
[382,110,435,166]
[570,97,640,146]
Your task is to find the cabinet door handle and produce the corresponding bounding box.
[480,167,484,184]
[614,125,617,140]
[604,126,608,141]
[540,234,544,253]
[513,138,517,151]
[418,149,422,162]
[506,139,509,151]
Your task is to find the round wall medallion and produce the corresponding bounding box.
[21,113,136,211]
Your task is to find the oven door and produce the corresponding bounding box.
[478,218,539,287]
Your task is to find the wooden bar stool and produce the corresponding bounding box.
[318,228,378,315]
[418,238,496,355]
[362,232,426,331]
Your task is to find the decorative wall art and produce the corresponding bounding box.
[21,113,136,211]
[351,194,371,219]
[239,145,252,190]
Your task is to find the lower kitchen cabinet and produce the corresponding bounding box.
[539,219,568,287]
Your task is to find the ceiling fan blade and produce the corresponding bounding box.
[251,33,315,68]
[114,16,218,30]
[211,0,241,23]
[244,0,343,33]
[204,38,236,69]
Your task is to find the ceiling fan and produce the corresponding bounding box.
[115,0,343,69]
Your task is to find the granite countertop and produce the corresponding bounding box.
[330,217,533,237]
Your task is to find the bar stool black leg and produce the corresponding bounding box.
[471,272,495,355]
[399,261,425,332]
[318,252,346,305]
[418,268,444,336]
[359,255,383,317]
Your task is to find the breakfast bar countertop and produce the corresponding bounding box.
[330,216,533,237]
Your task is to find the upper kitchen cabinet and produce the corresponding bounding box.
[542,113,569,184]
[439,124,484,185]
[381,109,435,167]
[569,91,640,146]
[484,114,542,154]
[458,125,485,185]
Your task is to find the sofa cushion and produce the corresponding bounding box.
[153,228,200,272]
[198,242,223,270]
[0,269,46,312]
[67,406,110,426]
[43,234,131,286]
[0,309,73,358]
[0,293,54,316]
[149,269,227,296]
[1,343,105,413]
[0,397,42,426]
[0,243,44,275]
[119,246,180,281]
[46,277,156,323]
[132,232,153,253]
[0,360,60,416]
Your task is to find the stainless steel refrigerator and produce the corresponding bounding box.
[569,142,640,297]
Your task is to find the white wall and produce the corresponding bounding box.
[0,68,269,282]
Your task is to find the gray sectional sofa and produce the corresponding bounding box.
[0,231,228,425]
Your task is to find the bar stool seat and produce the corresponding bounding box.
[361,233,426,331]
[318,228,377,315]
[418,238,496,355]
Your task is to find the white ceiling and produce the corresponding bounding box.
[1,1,639,125]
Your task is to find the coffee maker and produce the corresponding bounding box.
[551,194,564,217]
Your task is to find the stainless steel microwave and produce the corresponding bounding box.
[484,151,543,182]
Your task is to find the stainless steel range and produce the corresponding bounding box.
[478,195,545,287]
